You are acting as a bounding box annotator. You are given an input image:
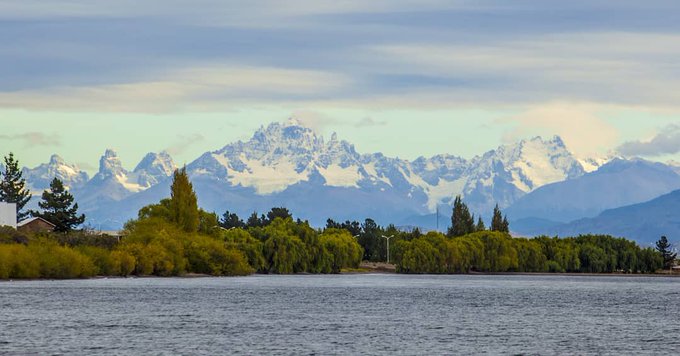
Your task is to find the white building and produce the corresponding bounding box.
[0,202,17,229]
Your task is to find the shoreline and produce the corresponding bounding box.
[2,271,679,282]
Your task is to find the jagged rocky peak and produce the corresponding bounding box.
[133,151,177,187]
[98,149,127,177]
[250,118,325,154]
[497,135,584,176]
[49,154,65,164]
[22,154,90,191]
[134,151,176,175]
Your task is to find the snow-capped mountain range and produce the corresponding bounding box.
[187,119,588,213]
[22,154,90,191]
[19,119,616,229]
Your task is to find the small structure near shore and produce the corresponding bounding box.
[0,202,17,229]
[17,217,56,234]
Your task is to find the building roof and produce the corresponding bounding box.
[17,217,56,228]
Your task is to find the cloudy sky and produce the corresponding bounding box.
[1,0,679,172]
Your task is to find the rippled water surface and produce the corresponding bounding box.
[1,274,679,355]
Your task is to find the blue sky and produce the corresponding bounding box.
[0,1,679,172]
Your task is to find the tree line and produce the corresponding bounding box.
[393,231,664,274]
[0,162,363,278]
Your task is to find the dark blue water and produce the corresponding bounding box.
[1,274,679,355]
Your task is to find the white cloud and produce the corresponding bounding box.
[617,124,680,157]
[364,32,680,108]
[0,65,352,113]
[289,110,342,133]
[498,102,620,158]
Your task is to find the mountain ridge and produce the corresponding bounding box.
[19,119,608,229]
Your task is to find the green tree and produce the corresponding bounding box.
[246,211,265,228]
[198,210,220,237]
[319,229,363,273]
[0,152,31,220]
[358,218,383,261]
[490,204,509,232]
[262,219,308,274]
[655,236,677,270]
[475,216,486,232]
[502,216,510,233]
[168,167,199,232]
[223,228,266,272]
[266,207,292,223]
[31,178,85,232]
[221,210,245,229]
[448,196,474,237]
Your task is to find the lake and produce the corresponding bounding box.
[1,274,679,355]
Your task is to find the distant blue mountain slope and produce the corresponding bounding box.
[543,189,680,245]
[506,158,680,224]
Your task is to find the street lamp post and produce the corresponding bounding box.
[382,234,394,264]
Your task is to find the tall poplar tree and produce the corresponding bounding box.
[169,167,199,232]
[0,152,31,220]
[31,178,85,232]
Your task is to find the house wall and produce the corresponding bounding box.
[0,202,17,229]
[19,219,55,234]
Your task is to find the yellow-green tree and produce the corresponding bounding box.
[262,218,308,274]
[319,229,363,273]
[169,167,199,232]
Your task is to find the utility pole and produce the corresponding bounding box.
[382,234,394,264]
[436,205,439,232]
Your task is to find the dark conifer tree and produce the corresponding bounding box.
[246,211,263,228]
[448,195,475,237]
[326,218,341,229]
[655,236,677,269]
[168,167,199,232]
[491,204,503,231]
[490,204,510,233]
[266,207,292,223]
[31,178,85,232]
[501,216,510,233]
[0,152,31,220]
[341,220,362,237]
[221,210,245,229]
[476,216,486,232]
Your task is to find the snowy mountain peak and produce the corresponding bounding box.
[195,120,358,194]
[495,135,585,191]
[98,149,127,177]
[134,151,175,174]
[49,154,65,165]
[185,124,592,213]
[252,120,324,152]
[132,151,177,188]
[23,154,89,192]
[549,135,566,147]
[285,117,303,127]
